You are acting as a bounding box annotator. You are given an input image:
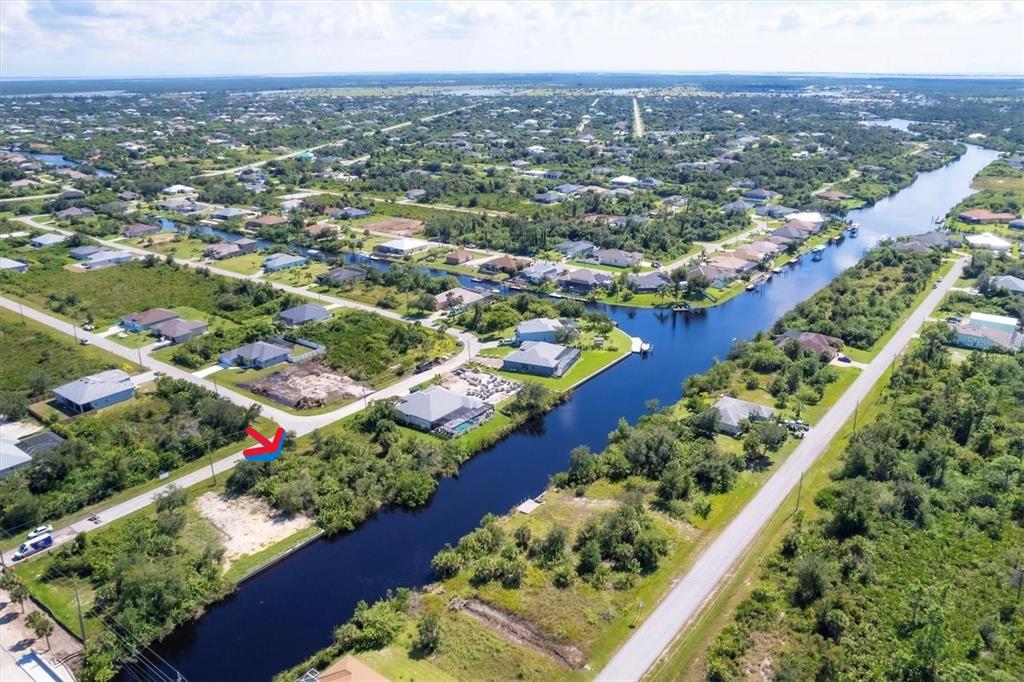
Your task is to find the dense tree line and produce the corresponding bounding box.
[774,245,941,349]
[706,342,1024,681]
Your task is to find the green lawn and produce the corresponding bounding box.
[212,252,265,275]
[482,328,632,392]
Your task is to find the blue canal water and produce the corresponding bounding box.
[20,151,117,177]
[146,144,997,681]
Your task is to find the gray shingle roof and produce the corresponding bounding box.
[396,386,485,423]
[53,369,134,406]
[713,396,774,429]
[504,341,573,369]
[278,304,330,325]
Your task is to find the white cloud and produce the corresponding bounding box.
[1,0,1020,78]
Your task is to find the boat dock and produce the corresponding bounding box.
[630,336,652,355]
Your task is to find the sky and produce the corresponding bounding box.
[1,0,1022,80]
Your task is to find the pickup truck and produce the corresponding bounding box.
[13,534,52,561]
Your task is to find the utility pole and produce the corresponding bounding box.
[18,301,25,325]
[853,400,859,435]
[206,447,217,485]
[795,471,804,512]
[73,579,87,645]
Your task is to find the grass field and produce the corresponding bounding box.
[212,252,265,275]
[0,307,138,394]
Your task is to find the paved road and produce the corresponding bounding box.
[596,258,965,682]
[1,295,484,564]
[632,97,645,139]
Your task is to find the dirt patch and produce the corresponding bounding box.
[195,492,312,565]
[246,360,370,409]
[456,598,585,669]
[363,216,425,236]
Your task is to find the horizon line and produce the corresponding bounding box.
[3,69,1023,82]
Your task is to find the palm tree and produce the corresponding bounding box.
[26,611,53,650]
[9,582,29,614]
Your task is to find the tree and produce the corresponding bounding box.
[416,611,441,654]
[9,581,30,613]
[26,611,54,650]
[742,421,789,465]
[794,554,831,606]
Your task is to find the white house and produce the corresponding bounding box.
[373,237,430,258]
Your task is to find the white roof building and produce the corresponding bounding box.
[786,211,825,226]
[964,233,1012,252]
[968,311,1019,334]
[610,175,639,186]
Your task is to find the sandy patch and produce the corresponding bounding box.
[195,492,312,563]
[246,360,371,409]
[363,216,424,236]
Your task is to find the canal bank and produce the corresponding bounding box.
[147,144,998,681]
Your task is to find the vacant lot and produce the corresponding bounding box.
[1,258,294,327]
[246,360,371,409]
[363,216,425,237]
[0,308,131,394]
[194,492,313,567]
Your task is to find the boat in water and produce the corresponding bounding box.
[811,244,826,261]
[846,222,859,237]
[771,266,783,274]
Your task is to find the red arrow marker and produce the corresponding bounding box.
[244,426,285,457]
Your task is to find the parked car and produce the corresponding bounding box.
[836,355,852,364]
[13,534,52,561]
[27,524,53,540]
[79,338,90,346]
[947,316,961,324]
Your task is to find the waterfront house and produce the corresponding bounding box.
[520,261,564,284]
[235,238,259,253]
[211,207,251,221]
[246,215,288,229]
[686,264,733,289]
[121,308,179,332]
[964,233,1011,253]
[204,242,241,260]
[713,396,775,436]
[957,208,1017,224]
[394,386,492,435]
[0,257,28,273]
[445,250,475,265]
[53,369,135,414]
[317,266,365,286]
[373,237,430,258]
[30,233,67,248]
[122,223,161,238]
[158,198,207,214]
[709,255,758,274]
[558,268,613,291]
[480,256,530,275]
[775,329,844,360]
[263,253,307,272]
[515,318,577,343]
[434,287,486,310]
[219,340,291,369]
[151,318,208,344]
[277,303,331,326]
[502,341,581,378]
[628,271,671,292]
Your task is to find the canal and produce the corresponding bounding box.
[149,144,997,680]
